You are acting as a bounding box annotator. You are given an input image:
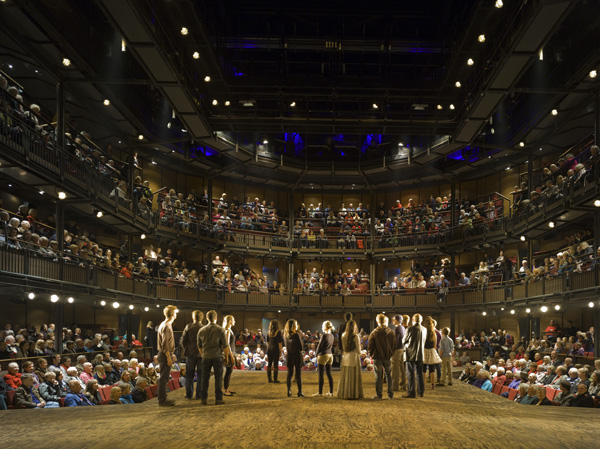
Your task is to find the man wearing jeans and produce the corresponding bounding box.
[157,305,178,407]
[367,313,395,399]
[181,310,204,400]
[391,314,407,392]
[439,327,454,386]
[197,310,231,405]
[403,313,427,398]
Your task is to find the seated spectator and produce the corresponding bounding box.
[479,370,493,391]
[65,367,86,392]
[14,373,58,408]
[520,384,540,405]
[84,379,101,405]
[514,383,530,403]
[64,379,95,406]
[109,386,122,405]
[4,362,22,389]
[552,379,575,406]
[535,385,552,406]
[458,272,470,287]
[567,367,580,393]
[39,371,65,404]
[34,358,48,382]
[80,362,94,384]
[492,367,506,387]
[572,383,594,408]
[118,381,135,404]
[131,377,148,403]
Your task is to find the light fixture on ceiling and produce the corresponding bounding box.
[193,52,200,59]
[538,48,544,61]
[437,104,443,110]
[129,304,134,310]
[554,304,561,311]
[96,210,103,218]
[590,70,598,79]
[62,58,71,67]
[180,27,189,36]
[467,58,474,66]
[67,297,74,304]
[482,311,487,316]
[58,191,67,200]
[551,109,558,116]
[398,142,404,147]
[372,103,378,109]
[589,301,595,308]
[121,38,126,52]
[100,300,106,307]
[520,235,526,241]
[224,100,230,106]
[138,134,144,140]
[144,306,149,312]
[548,221,555,228]
[525,308,531,314]
[212,99,218,105]
[490,128,495,134]
[478,34,486,43]
[151,160,157,165]
[167,122,172,129]
[39,190,45,195]
[103,99,110,106]
[112,301,120,309]
[540,305,548,313]
[495,0,503,8]
[50,294,59,303]
[140,234,146,240]
[290,101,296,107]
[204,75,211,82]
[510,309,515,314]
[263,139,269,144]
[449,104,455,110]
[455,81,461,88]
[28,292,35,300]
[519,141,525,147]
[594,199,600,207]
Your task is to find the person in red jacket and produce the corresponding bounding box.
[4,362,22,389]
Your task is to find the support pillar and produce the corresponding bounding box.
[207,178,213,223]
[127,234,133,264]
[56,202,65,252]
[450,311,456,341]
[450,182,456,228]
[56,82,65,175]
[528,239,533,268]
[595,95,600,145]
[127,307,133,348]
[288,258,295,306]
[450,254,456,286]
[369,258,376,298]
[527,158,533,200]
[594,307,600,358]
[206,250,213,286]
[288,191,294,245]
[55,302,64,355]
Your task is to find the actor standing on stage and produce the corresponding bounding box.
[157,305,178,407]
[391,314,407,392]
[403,313,427,398]
[368,313,395,399]
[180,310,203,400]
[197,310,231,405]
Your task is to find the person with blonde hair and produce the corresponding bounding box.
[284,319,304,398]
[368,313,395,399]
[423,317,443,390]
[222,315,237,397]
[337,319,364,399]
[313,321,335,397]
[108,386,122,404]
[156,305,178,407]
[266,320,283,383]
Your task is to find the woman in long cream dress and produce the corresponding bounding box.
[336,319,364,399]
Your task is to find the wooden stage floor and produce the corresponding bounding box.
[4,371,599,448]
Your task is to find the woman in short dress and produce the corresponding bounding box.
[423,317,442,389]
[336,319,364,400]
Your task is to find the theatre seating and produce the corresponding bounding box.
[500,386,510,396]
[492,384,502,395]
[507,388,518,401]
[545,387,559,401]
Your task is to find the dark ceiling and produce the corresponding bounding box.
[1,0,599,191]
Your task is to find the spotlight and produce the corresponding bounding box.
[495,0,503,8]
[224,101,230,106]
[62,58,71,67]
[144,306,149,312]
[204,76,211,82]
[398,142,404,147]
[437,104,443,110]
[478,34,486,43]
[96,210,103,218]
[58,191,67,200]
[180,27,189,35]
[263,139,269,144]
[520,235,526,241]
[100,300,106,307]
[50,294,59,303]
[212,99,218,106]
[548,221,555,228]
[67,297,74,304]
[129,304,134,310]
[551,109,558,116]
[193,52,200,59]
[519,141,525,147]
[539,48,543,61]
[589,302,595,308]
[156,304,160,308]
[151,160,157,165]
[112,301,120,309]
[467,58,474,66]
[140,234,146,240]
[590,70,598,79]
[525,308,531,314]
[103,99,110,106]
[482,311,487,316]
[290,101,296,107]
[28,292,35,300]
[167,122,172,129]
[490,128,495,134]
[278,310,281,313]
[554,304,561,311]
[594,199,600,207]
[121,38,126,52]
[39,190,45,195]
[138,134,144,140]
[455,81,461,88]
[372,103,378,109]
[510,309,515,315]
[540,305,548,313]
[449,104,455,110]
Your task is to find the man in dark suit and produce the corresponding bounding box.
[402,313,427,398]
[180,310,204,400]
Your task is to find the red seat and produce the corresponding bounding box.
[6,390,17,409]
[546,388,559,401]
[99,386,113,402]
[500,386,510,396]
[492,383,502,395]
[507,388,518,401]
[170,371,181,380]
[167,379,178,391]
[145,386,154,399]
[59,398,65,407]
[150,385,158,397]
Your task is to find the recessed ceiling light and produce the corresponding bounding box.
[28,292,35,300]
[594,199,600,207]
[372,103,378,109]
[58,191,67,200]
[540,305,548,313]
[520,235,526,241]
[510,309,515,314]
[62,58,71,67]
[482,311,487,316]
[112,302,120,309]
[100,300,106,307]
[180,27,189,36]
[39,190,45,195]
[103,99,110,106]
[495,0,503,8]
[590,70,598,78]
[141,234,146,240]
[551,109,558,116]
[224,100,230,106]
[193,52,200,59]
[455,81,461,88]
[290,101,296,107]
[138,134,144,140]
[8,64,13,69]
[50,294,59,303]
[212,99,218,105]
[167,122,171,129]
[437,104,443,110]
[554,304,561,311]
[129,304,134,310]
[144,307,149,312]
[525,308,531,314]
[151,160,157,165]
[449,104,455,110]
[478,34,486,43]
[96,211,103,218]
[121,38,126,52]
[398,142,404,147]
[519,141,525,147]
[204,75,211,82]
[67,297,74,304]
[181,128,187,132]
[548,221,555,228]
[588,301,595,308]
[263,139,268,144]
[467,58,474,66]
